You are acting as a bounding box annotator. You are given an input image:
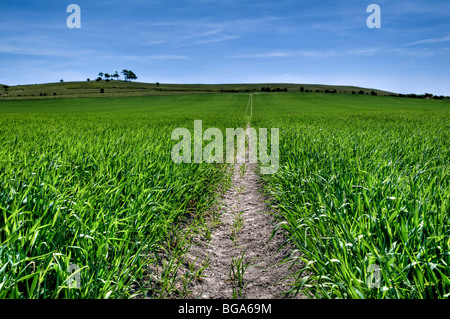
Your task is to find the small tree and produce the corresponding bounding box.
[104,73,110,81]
[113,71,119,81]
[60,79,64,83]
[98,72,104,80]
[121,70,129,81]
[127,71,138,81]
[300,87,305,92]
[100,88,104,93]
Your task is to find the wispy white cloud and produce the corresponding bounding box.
[177,35,239,47]
[131,16,279,29]
[143,40,167,46]
[232,51,293,58]
[104,55,189,61]
[346,48,380,56]
[181,29,223,39]
[404,35,450,46]
[0,43,94,57]
[390,47,438,57]
[127,17,277,47]
[229,49,379,59]
[144,55,189,59]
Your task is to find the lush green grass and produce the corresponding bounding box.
[0,94,247,298]
[0,91,449,299]
[253,93,450,299]
[1,91,442,114]
[253,92,449,113]
[0,94,249,114]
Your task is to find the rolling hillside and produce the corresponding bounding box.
[0,81,396,100]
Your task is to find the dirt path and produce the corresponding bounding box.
[246,94,253,115]
[188,123,304,299]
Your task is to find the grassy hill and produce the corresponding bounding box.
[0,80,396,100]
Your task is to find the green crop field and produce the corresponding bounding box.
[253,93,450,298]
[0,90,449,299]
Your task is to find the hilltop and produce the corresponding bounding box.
[0,81,396,100]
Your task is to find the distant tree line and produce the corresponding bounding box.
[298,86,450,99]
[396,93,448,100]
[92,69,138,82]
[261,87,288,92]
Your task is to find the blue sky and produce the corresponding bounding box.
[1,0,449,95]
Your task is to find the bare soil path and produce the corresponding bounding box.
[188,120,304,299]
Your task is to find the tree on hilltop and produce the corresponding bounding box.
[121,69,138,81]
[128,71,137,81]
